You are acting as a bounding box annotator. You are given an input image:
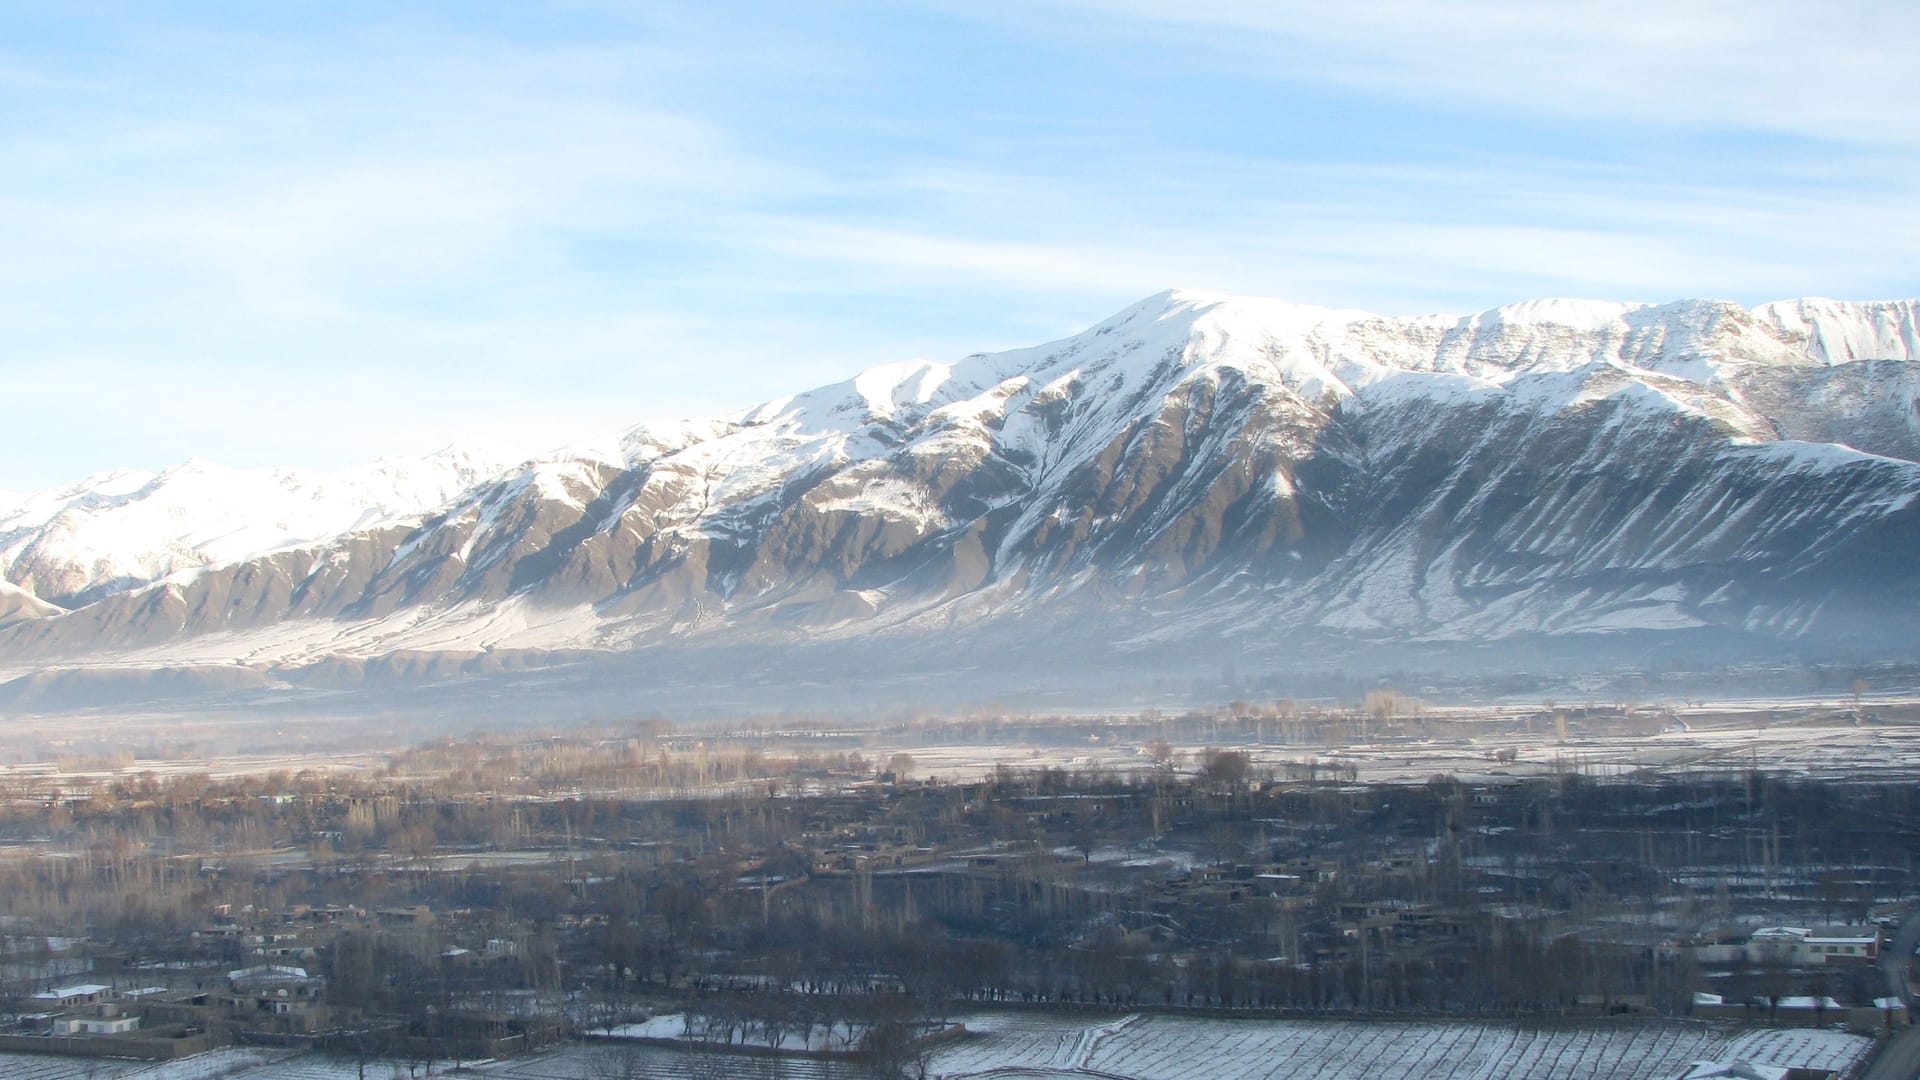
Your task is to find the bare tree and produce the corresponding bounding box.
[584,1043,646,1080]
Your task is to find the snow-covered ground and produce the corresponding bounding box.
[0,1047,485,1080]
[867,708,1920,786]
[930,1013,1875,1080]
[0,1047,292,1080]
[3,697,1918,795]
[499,1015,1880,1080]
[0,1015,1874,1080]
[603,1011,878,1052]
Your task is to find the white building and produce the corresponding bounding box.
[29,983,111,1008]
[52,1011,139,1036]
[1748,926,1879,965]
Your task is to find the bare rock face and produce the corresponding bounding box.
[3,290,1919,675]
[0,579,61,631]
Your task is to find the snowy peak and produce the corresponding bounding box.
[703,288,1894,466]
[1,441,523,606]
[1109,291,1920,385]
[1752,297,1920,365]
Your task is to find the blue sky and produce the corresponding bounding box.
[3,1,1916,489]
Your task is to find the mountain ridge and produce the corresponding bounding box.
[4,289,1918,689]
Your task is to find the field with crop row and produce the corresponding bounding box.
[0,1016,1877,1080]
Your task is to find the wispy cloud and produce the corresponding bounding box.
[728,147,1920,312]
[0,3,1914,489]
[978,1,1920,144]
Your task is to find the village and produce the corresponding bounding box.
[0,701,1915,1078]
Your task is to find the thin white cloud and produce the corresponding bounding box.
[749,220,1165,293]
[985,0,1920,144]
[728,145,1920,314]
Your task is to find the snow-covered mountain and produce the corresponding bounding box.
[3,290,1917,686]
[0,443,521,608]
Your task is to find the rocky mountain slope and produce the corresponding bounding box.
[3,290,1917,687]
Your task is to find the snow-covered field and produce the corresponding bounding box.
[0,1016,1875,1080]
[922,1013,1875,1080]
[875,709,1920,786]
[0,1047,483,1080]
[484,1017,1880,1080]
[5,701,1919,802]
[0,1047,293,1080]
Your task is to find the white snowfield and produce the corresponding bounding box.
[3,289,1917,669]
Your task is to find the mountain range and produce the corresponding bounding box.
[4,289,1918,709]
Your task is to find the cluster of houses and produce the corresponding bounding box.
[28,983,137,1035]
[3,963,327,1060]
[0,898,554,1060]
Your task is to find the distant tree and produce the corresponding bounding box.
[1200,749,1252,791]
[859,998,932,1080]
[1072,820,1098,864]
[1364,689,1407,721]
